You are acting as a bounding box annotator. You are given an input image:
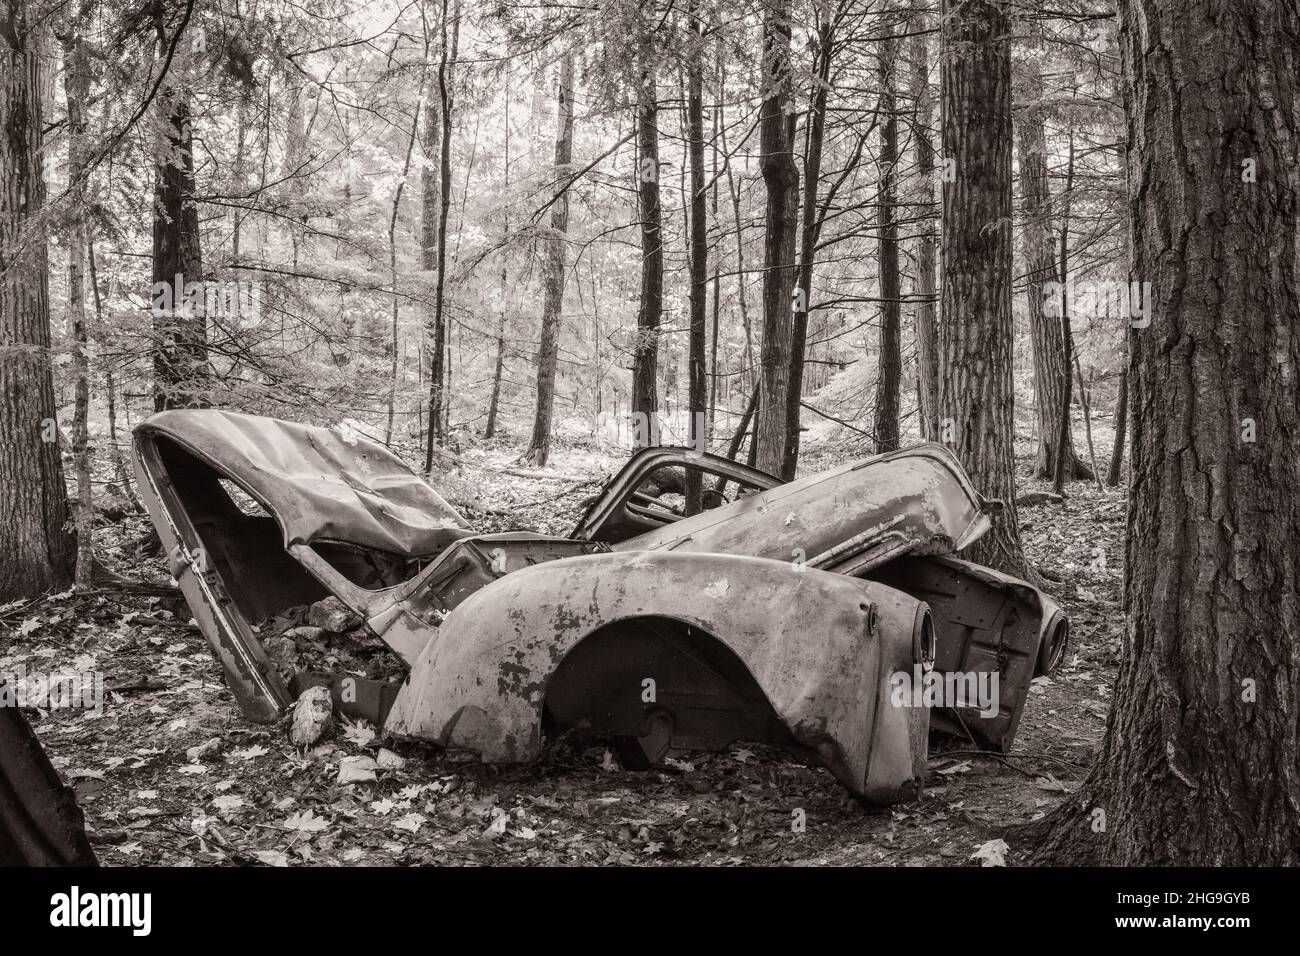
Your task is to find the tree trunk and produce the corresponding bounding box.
[908,28,939,441]
[1105,363,1127,486]
[1050,130,1077,495]
[63,14,94,587]
[937,0,1032,579]
[787,15,832,474]
[1034,0,1300,865]
[151,9,206,411]
[685,4,707,513]
[1015,27,1090,481]
[484,316,506,439]
[754,0,800,479]
[385,102,422,446]
[718,86,756,397]
[88,239,139,510]
[872,29,901,454]
[522,52,575,467]
[485,88,512,441]
[0,3,74,599]
[632,54,662,447]
[424,0,459,469]
[1075,359,1103,491]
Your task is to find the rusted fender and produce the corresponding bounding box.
[385,550,934,803]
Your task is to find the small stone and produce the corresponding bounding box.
[284,626,326,643]
[307,597,362,634]
[263,635,298,668]
[289,686,334,747]
[185,737,223,762]
[376,748,405,771]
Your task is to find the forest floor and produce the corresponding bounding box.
[1,436,1125,866]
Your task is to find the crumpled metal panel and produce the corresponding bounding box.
[385,550,933,803]
[609,445,992,576]
[136,410,472,555]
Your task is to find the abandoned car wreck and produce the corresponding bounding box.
[131,410,1068,806]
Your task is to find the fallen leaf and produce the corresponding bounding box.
[970,839,1009,867]
[283,810,330,833]
[342,719,376,749]
[393,813,425,833]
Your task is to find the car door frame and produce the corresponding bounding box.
[569,446,783,543]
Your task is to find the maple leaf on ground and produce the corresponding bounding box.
[970,839,1009,867]
[254,850,290,867]
[393,813,425,833]
[341,719,376,749]
[284,810,330,833]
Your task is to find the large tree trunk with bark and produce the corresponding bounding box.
[632,54,661,448]
[937,0,1032,578]
[0,2,74,600]
[151,9,206,411]
[522,53,575,466]
[908,28,939,441]
[872,29,901,454]
[1015,27,1090,480]
[754,0,800,480]
[1034,0,1300,865]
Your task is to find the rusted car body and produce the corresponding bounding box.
[133,410,1067,804]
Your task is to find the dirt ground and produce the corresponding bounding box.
[0,439,1124,866]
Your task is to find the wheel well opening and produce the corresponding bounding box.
[541,615,791,755]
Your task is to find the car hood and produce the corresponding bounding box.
[135,410,471,556]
